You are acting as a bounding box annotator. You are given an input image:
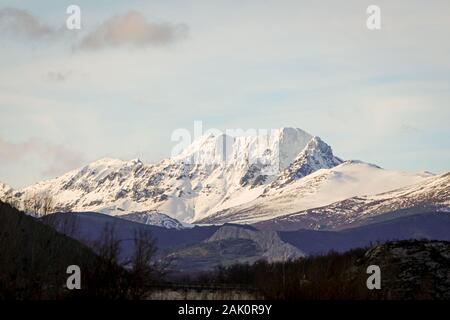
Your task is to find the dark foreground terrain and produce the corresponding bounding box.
[188,239,450,300]
[1,202,449,300]
[0,202,168,300]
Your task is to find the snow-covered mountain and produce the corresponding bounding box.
[197,161,433,224]
[0,127,441,227]
[118,211,189,230]
[272,136,343,188]
[1,128,318,222]
[254,172,450,231]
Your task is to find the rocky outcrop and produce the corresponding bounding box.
[361,240,450,299]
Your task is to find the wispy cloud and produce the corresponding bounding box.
[0,7,187,50]
[0,137,85,177]
[0,7,64,40]
[78,11,188,50]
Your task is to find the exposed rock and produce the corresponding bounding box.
[361,240,450,299]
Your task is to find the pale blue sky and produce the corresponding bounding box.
[0,0,449,188]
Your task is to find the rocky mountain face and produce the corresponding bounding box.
[272,136,343,188]
[206,225,304,262]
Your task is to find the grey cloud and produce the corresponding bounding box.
[0,137,85,177]
[399,123,421,134]
[46,71,72,83]
[78,11,188,50]
[0,7,63,40]
[45,70,91,83]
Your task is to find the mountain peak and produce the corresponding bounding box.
[278,126,310,137]
[86,157,145,170]
[88,157,126,167]
[3,126,437,226]
[302,136,334,157]
[172,127,313,171]
[274,136,343,186]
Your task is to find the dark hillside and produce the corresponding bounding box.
[0,202,98,299]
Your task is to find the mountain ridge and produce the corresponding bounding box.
[253,172,450,231]
[0,127,342,222]
[0,127,442,227]
[196,161,433,224]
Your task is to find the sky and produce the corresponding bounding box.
[0,0,449,188]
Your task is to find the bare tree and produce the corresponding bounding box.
[22,196,34,215]
[21,192,55,217]
[126,230,159,299]
[1,192,11,206]
[83,225,170,299]
[40,193,54,217]
[84,223,130,299]
[31,194,41,216]
[95,223,122,266]
[9,195,20,210]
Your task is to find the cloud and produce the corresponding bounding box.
[0,7,63,39]
[78,11,188,50]
[0,137,85,177]
[46,71,72,83]
[0,8,187,50]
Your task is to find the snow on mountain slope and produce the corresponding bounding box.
[8,128,327,223]
[172,127,312,171]
[253,172,450,231]
[196,161,433,224]
[272,136,343,187]
[0,182,13,202]
[118,211,190,230]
